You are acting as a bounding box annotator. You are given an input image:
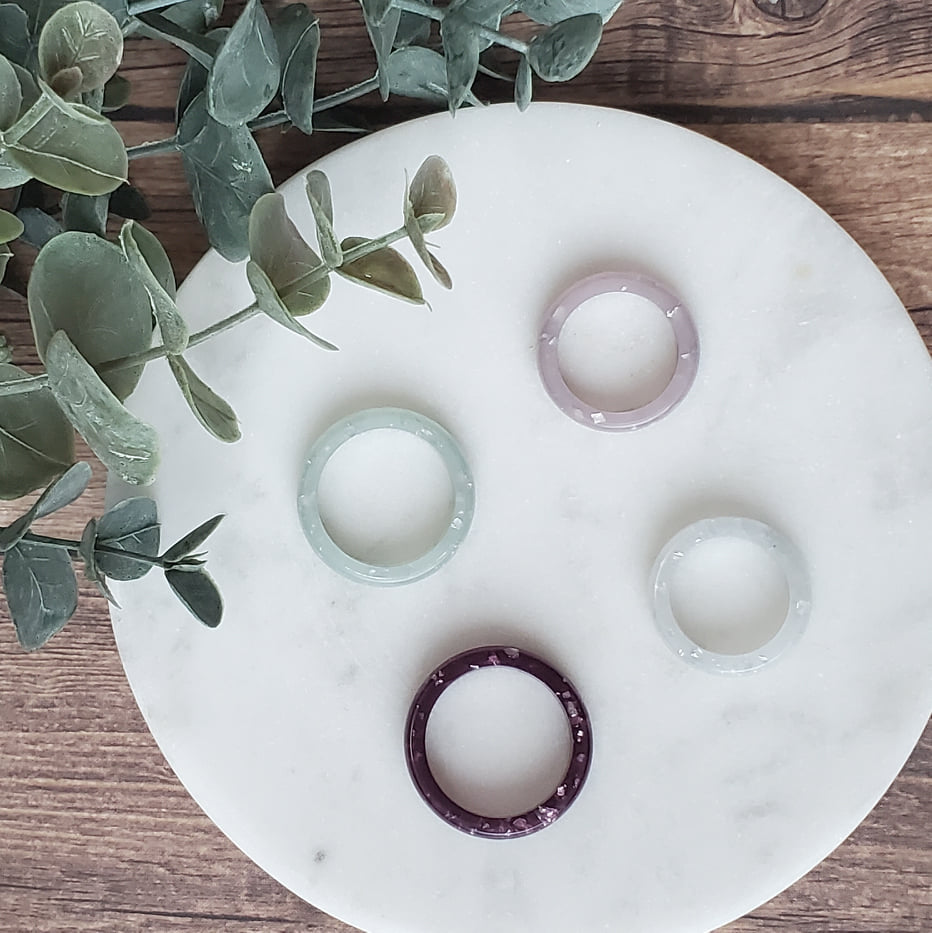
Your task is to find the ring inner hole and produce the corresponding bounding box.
[557,291,678,412]
[668,536,790,655]
[317,428,454,566]
[425,666,573,819]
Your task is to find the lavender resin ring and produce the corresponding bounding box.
[405,646,592,839]
[538,271,699,430]
[297,408,475,586]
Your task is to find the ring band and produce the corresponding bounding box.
[297,407,475,586]
[538,271,699,431]
[405,646,592,838]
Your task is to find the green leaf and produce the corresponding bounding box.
[0,207,23,242]
[165,566,222,628]
[515,53,532,110]
[163,513,223,562]
[95,496,159,580]
[109,182,150,221]
[247,260,338,351]
[44,330,159,486]
[167,355,240,443]
[0,52,22,129]
[0,4,30,68]
[518,0,622,27]
[4,82,127,195]
[178,92,273,261]
[0,334,11,362]
[0,362,74,500]
[403,173,453,289]
[77,515,117,603]
[394,9,431,48]
[3,539,78,650]
[408,155,456,231]
[248,191,330,316]
[304,170,332,224]
[135,12,220,69]
[440,13,480,113]
[207,0,279,126]
[37,1,123,93]
[359,0,393,28]
[0,241,10,283]
[448,0,510,52]
[102,73,130,112]
[29,231,152,400]
[360,1,400,101]
[338,236,425,304]
[386,46,481,106]
[15,206,61,247]
[61,191,109,236]
[305,174,340,266]
[163,0,224,33]
[119,221,187,354]
[11,63,39,115]
[278,8,318,135]
[527,13,603,82]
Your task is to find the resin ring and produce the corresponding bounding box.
[650,517,812,674]
[405,646,592,839]
[538,271,699,430]
[297,407,475,586]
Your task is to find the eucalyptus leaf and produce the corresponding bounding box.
[61,191,108,236]
[207,0,279,127]
[135,12,220,69]
[408,155,456,231]
[0,362,74,499]
[338,236,425,304]
[527,13,602,82]
[0,207,24,242]
[247,260,337,350]
[175,27,228,123]
[0,52,22,130]
[3,539,78,650]
[305,175,340,266]
[37,1,123,92]
[119,221,187,353]
[4,82,127,195]
[109,183,150,221]
[95,495,158,580]
[163,513,223,562]
[403,182,452,290]
[359,0,393,28]
[359,1,400,101]
[305,170,332,224]
[0,334,11,362]
[44,330,159,486]
[0,460,92,551]
[0,4,30,68]
[178,92,273,261]
[102,73,130,112]
[29,231,152,400]
[81,86,103,114]
[248,191,330,316]
[163,0,224,33]
[394,8,431,48]
[440,12,480,113]
[78,515,98,578]
[448,0,510,52]
[385,46,481,106]
[279,11,318,135]
[518,0,622,26]
[165,566,222,628]
[11,63,39,115]
[0,242,10,283]
[167,355,240,443]
[15,206,61,247]
[515,53,532,110]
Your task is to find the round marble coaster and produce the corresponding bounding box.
[109,103,932,933]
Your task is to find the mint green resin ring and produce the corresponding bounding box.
[297,408,475,586]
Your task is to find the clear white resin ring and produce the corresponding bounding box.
[538,271,699,430]
[650,517,811,674]
[297,407,475,585]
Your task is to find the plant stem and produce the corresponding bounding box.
[127,77,381,161]
[390,0,530,54]
[0,373,49,397]
[100,224,411,374]
[21,531,174,569]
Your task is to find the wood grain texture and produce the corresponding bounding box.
[1,1,930,931]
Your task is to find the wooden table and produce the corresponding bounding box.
[1,1,930,930]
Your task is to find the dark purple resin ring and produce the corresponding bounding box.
[404,646,592,839]
[538,271,700,431]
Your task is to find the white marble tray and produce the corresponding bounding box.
[110,103,932,933]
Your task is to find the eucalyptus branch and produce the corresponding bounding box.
[21,531,179,569]
[390,0,530,54]
[128,77,381,161]
[99,224,411,374]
